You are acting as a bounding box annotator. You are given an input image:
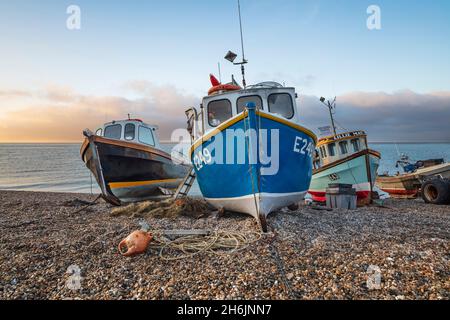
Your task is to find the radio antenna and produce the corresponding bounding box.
[319,96,338,136]
[237,0,247,87]
[238,0,246,63]
[224,0,249,88]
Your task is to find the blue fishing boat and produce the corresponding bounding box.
[183,0,316,231]
[186,79,317,230]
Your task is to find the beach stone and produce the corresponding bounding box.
[1,191,449,300]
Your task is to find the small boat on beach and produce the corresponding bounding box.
[185,75,316,231]
[376,154,450,203]
[80,118,190,205]
[309,131,381,205]
[308,98,381,205]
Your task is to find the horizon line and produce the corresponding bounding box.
[1,140,450,145]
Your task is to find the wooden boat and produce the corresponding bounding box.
[376,160,450,199]
[80,119,190,205]
[186,78,317,231]
[308,97,381,205]
[183,1,317,231]
[309,130,381,205]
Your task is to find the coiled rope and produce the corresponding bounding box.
[147,230,262,261]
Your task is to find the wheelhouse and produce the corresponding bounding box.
[313,131,368,169]
[190,82,301,138]
[95,119,161,149]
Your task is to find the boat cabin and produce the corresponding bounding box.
[313,131,368,169]
[189,82,301,138]
[95,119,161,149]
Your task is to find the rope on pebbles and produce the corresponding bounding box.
[147,230,262,261]
[112,198,262,260]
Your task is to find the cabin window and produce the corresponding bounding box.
[138,126,155,146]
[268,93,294,119]
[339,141,348,154]
[313,150,320,169]
[104,124,122,140]
[314,149,320,160]
[124,123,135,141]
[95,128,102,136]
[208,99,232,127]
[351,139,360,152]
[320,146,327,158]
[327,143,336,157]
[236,95,263,114]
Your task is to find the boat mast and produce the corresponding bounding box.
[225,0,248,88]
[320,97,337,136]
[237,0,247,88]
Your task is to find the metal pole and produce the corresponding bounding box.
[364,137,373,205]
[238,0,245,62]
[328,102,337,136]
[237,0,247,88]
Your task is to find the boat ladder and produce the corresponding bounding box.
[174,169,196,199]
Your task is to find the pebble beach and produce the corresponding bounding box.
[0,190,448,300]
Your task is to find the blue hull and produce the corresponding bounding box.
[190,106,316,220]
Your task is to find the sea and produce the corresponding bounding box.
[0,143,449,196]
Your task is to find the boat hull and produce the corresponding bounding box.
[376,162,450,199]
[190,107,316,227]
[309,149,380,204]
[80,134,190,205]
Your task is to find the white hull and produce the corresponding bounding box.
[205,191,307,219]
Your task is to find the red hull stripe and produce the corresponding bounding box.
[309,190,370,203]
[380,188,418,195]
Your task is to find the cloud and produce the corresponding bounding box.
[300,90,450,142]
[0,83,197,142]
[0,89,32,98]
[0,85,449,143]
[255,72,317,88]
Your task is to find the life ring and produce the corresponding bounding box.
[208,84,241,96]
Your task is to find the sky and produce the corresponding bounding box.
[0,0,449,142]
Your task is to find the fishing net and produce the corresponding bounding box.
[110,197,212,219]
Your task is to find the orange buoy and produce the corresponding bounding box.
[208,84,241,96]
[118,230,152,257]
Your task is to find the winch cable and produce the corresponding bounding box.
[267,229,302,299]
[69,194,102,215]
